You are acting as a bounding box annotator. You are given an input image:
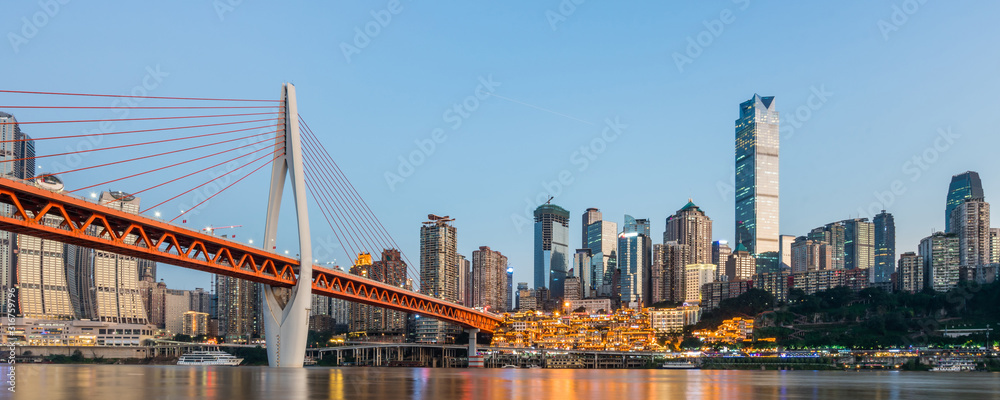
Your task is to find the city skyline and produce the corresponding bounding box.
[2,3,999,294]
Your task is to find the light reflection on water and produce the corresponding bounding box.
[5,365,1000,400]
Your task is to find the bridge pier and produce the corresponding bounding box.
[467,328,483,368]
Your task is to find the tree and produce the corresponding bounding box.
[679,337,702,350]
[573,307,587,313]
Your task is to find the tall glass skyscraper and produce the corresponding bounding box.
[946,171,984,233]
[735,94,780,256]
[618,215,652,307]
[533,203,570,298]
[873,210,896,283]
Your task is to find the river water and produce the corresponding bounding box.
[4,365,999,399]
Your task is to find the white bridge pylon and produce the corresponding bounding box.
[260,83,312,367]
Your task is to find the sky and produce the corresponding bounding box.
[2,1,999,291]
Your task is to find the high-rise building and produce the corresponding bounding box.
[582,208,602,249]
[664,200,713,265]
[585,219,618,297]
[949,199,990,267]
[350,249,408,334]
[684,264,717,304]
[873,211,896,284]
[564,275,582,301]
[897,252,924,293]
[534,204,570,298]
[842,218,874,271]
[457,254,469,306]
[809,224,846,270]
[791,236,832,273]
[417,215,460,343]
[1,113,38,316]
[214,274,260,342]
[990,228,1000,264]
[16,215,75,320]
[618,215,652,308]
[665,241,692,302]
[734,94,780,256]
[779,235,795,271]
[471,246,508,312]
[83,191,148,324]
[946,171,984,233]
[919,232,960,292]
[725,244,756,281]
[711,241,731,279]
[505,266,513,311]
[572,248,593,298]
[515,282,528,310]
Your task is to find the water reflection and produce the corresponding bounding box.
[9,365,1000,400]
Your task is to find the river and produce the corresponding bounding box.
[4,365,999,399]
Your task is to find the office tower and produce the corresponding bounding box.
[505,267,513,311]
[417,214,459,343]
[371,249,408,332]
[585,219,618,297]
[85,191,148,324]
[663,199,713,265]
[471,246,508,312]
[725,244,756,281]
[949,199,991,267]
[919,232,960,292]
[779,235,795,270]
[582,208,601,248]
[515,282,528,310]
[684,264,717,304]
[842,218,874,271]
[809,224,846,270]
[651,244,667,304]
[573,248,593,298]
[618,215,652,308]
[946,171,984,233]
[457,254,469,306]
[534,204,570,298]
[791,236,832,274]
[873,211,896,283]
[712,241,731,279]
[897,252,924,293]
[735,94,780,256]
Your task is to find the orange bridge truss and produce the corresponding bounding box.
[0,178,499,333]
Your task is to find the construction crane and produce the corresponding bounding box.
[203,225,243,237]
[423,214,455,227]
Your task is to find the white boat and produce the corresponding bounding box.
[930,357,976,372]
[501,365,519,369]
[177,350,244,366]
[662,361,698,369]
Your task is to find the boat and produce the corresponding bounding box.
[527,365,542,369]
[661,361,698,369]
[501,365,519,369]
[177,350,244,366]
[930,357,976,372]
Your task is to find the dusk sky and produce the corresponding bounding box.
[3,2,999,290]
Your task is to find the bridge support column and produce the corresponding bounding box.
[466,328,483,368]
[261,83,313,368]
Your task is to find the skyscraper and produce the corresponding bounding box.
[585,219,618,297]
[897,252,924,293]
[779,235,796,271]
[809,223,846,270]
[725,244,755,281]
[735,94,780,256]
[618,215,652,308]
[417,214,459,343]
[946,171,984,233]
[215,274,260,342]
[0,112,34,316]
[457,254,469,306]
[582,208,601,249]
[533,204,570,298]
[663,199,713,265]
[471,246,508,312]
[572,248,593,298]
[873,211,896,284]
[842,218,874,271]
[950,199,991,267]
[711,241,731,278]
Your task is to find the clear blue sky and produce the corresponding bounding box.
[3,1,999,290]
